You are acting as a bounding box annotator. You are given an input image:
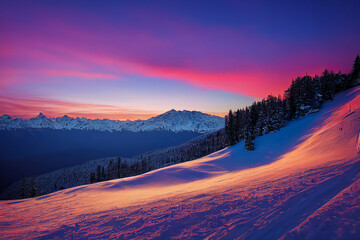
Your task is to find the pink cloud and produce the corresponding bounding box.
[40,70,119,80]
[0,68,120,89]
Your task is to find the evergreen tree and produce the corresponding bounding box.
[234,110,241,142]
[96,165,101,181]
[312,75,322,109]
[225,110,237,145]
[117,157,121,178]
[90,172,96,183]
[30,177,37,197]
[255,101,265,136]
[108,160,113,179]
[244,131,254,151]
[349,55,360,86]
[320,69,336,101]
[141,158,148,172]
[101,166,106,180]
[284,80,297,119]
[244,107,255,150]
[20,176,26,198]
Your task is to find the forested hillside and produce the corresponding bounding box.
[225,55,360,150]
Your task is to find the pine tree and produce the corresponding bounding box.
[349,55,360,87]
[108,160,113,179]
[96,165,101,181]
[90,172,96,183]
[20,176,26,198]
[255,101,265,136]
[284,80,297,120]
[312,75,322,109]
[101,166,106,180]
[234,110,241,142]
[320,69,336,101]
[243,107,255,150]
[30,177,37,197]
[141,158,148,172]
[225,110,236,145]
[244,131,254,151]
[117,157,121,178]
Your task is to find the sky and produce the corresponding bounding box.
[0,0,359,120]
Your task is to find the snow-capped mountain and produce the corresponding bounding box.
[0,110,224,133]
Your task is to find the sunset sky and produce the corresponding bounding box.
[1,0,359,120]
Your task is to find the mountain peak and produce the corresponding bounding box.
[167,109,177,113]
[37,112,47,118]
[164,109,198,115]
[0,114,12,120]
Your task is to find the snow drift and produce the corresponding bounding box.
[0,87,359,239]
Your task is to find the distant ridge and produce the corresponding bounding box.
[0,110,224,133]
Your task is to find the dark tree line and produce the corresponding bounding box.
[226,55,360,151]
[136,128,228,169]
[89,157,151,184]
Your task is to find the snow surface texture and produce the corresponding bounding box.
[0,87,360,239]
[0,109,224,133]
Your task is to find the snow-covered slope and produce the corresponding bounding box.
[0,87,359,239]
[0,109,224,133]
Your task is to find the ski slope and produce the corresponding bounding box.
[0,87,359,239]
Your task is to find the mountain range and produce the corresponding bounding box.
[0,109,224,133]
